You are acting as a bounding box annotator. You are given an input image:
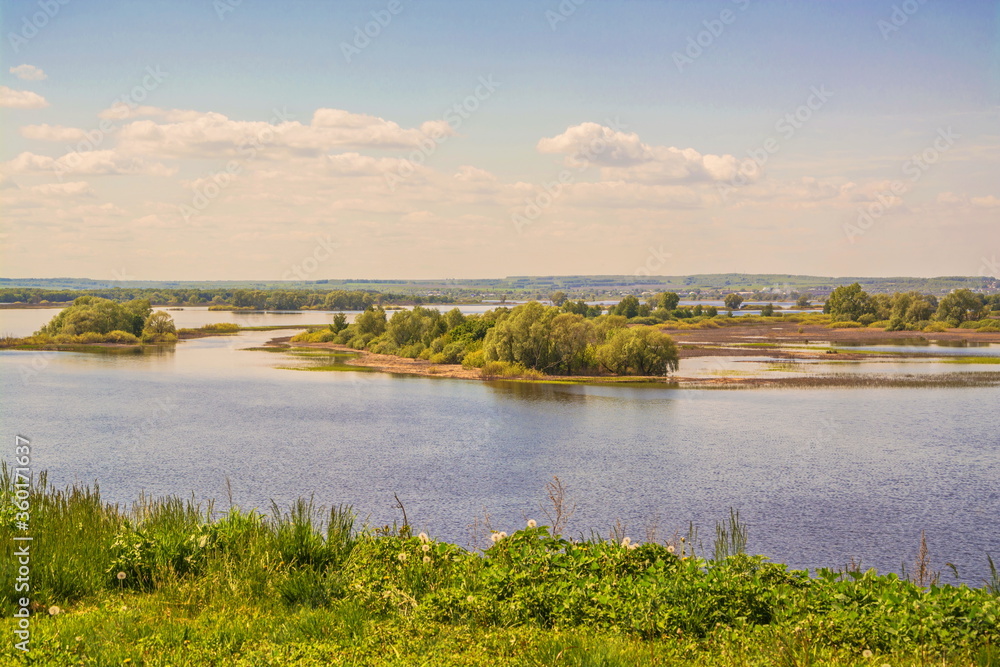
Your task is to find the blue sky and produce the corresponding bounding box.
[1,0,998,279]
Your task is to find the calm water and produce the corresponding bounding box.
[1,330,998,585]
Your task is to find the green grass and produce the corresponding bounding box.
[3,469,999,666]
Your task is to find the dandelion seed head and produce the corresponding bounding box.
[466,595,475,603]
[667,545,676,553]
[116,571,127,580]
[423,555,431,564]
[48,606,61,616]
[498,531,507,539]
[397,552,407,562]
[527,519,537,528]
[421,543,430,552]
[621,537,631,547]
[418,532,429,543]
[862,650,873,658]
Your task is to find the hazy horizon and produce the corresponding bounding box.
[1,0,998,281]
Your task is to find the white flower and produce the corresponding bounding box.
[498,531,507,540]
[418,532,429,544]
[667,545,676,553]
[421,543,431,552]
[527,519,537,528]
[628,543,639,550]
[48,606,61,616]
[490,533,499,543]
[621,537,631,547]
[862,650,873,658]
[422,555,431,564]
[116,571,127,580]
[397,552,407,562]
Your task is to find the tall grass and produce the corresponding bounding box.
[3,469,999,665]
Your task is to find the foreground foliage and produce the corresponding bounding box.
[2,470,998,665]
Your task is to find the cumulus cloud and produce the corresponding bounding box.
[20,124,88,142]
[2,151,175,177]
[537,122,745,183]
[0,86,49,109]
[110,107,457,160]
[9,64,47,81]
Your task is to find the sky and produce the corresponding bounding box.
[0,0,998,281]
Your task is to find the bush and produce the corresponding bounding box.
[827,321,863,329]
[627,316,660,325]
[481,360,544,379]
[462,349,487,369]
[75,331,106,343]
[201,322,240,333]
[105,330,140,344]
[923,321,950,333]
[857,314,878,326]
[869,320,891,329]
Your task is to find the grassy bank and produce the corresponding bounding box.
[2,470,999,666]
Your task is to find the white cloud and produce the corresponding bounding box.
[111,107,457,160]
[9,64,47,81]
[538,122,746,183]
[971,195,1000,208]
[0,86,49,109]
[21,124,88,142]
[1,151,175,177]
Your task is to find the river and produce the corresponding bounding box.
[1,324,998,586]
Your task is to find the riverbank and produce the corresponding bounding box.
[2,474,997,666]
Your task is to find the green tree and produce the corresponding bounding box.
[610,295,641,319]
[658,292,680,311]
[594,327,679,375]
[796,294,811,308]
[935,289,987,326]
[761,303,774,316]
[723,293,743,310]
[143,311,176,335]
[550,291,568,307]
[824,283,874,321]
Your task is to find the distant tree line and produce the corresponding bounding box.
[0,287,455,309]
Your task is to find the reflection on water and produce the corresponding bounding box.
[1,329,998,585]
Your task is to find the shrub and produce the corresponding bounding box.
[869,320,891,329]
[201,322,239,333]
[462,349,487,369]
[105,330,140,344]
[827,321,863,329]
[923,321,950,333]
[75,331,105,343]
[481,360,543,379]
[858,314,878,326]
